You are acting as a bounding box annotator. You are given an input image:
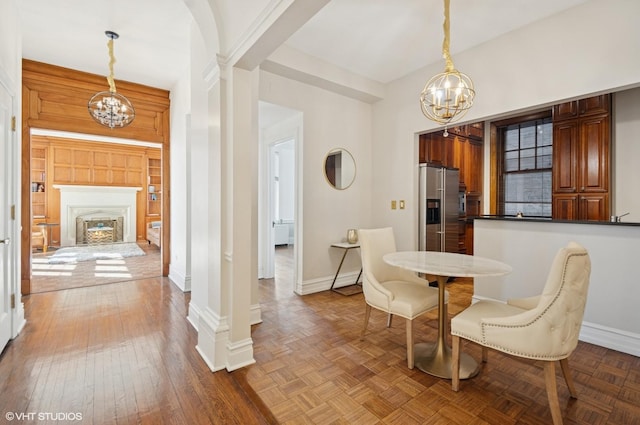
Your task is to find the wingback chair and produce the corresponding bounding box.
[450,242,591,425]
[32,225,47,252]
[358,227,445,369]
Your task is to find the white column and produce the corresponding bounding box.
[220,65,258,370]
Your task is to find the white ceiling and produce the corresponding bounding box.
[19,0,588,89]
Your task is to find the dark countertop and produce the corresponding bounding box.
[469,215,640,227]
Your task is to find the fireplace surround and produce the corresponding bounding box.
[54,185,142,247]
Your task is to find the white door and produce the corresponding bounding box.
[0,82,12,351]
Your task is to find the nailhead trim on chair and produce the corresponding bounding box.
[456,252,589,361]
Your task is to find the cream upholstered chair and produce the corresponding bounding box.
[31,225,47,252]
[451,242,591,425]
[359,227,445,369]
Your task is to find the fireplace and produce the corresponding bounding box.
[76,215,124,245]
[54,185,142,247]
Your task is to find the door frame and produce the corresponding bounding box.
[258,108,302,292]
[0,71,25,350]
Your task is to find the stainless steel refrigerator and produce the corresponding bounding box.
[419,164,460,252]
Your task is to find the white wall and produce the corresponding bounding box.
[613,87,640,222]
[474,219,640,356]
[185,21,212,329]
[371,0,640,251]
[0,1,20,83]
[260,70,373,291]
[168,62,191,291]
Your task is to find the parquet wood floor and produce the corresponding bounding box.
[244,246,640,424]
[2,245,639,424]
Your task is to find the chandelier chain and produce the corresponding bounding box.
[107,38,117,93]
[442,0,454,73]
[419,0,475,131]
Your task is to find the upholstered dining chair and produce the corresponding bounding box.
[358,227,446,369]
[450,242,591,425]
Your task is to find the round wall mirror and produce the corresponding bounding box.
[324,148,356,190]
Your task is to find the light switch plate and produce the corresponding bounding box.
[391,200,397,209]
[399,200,405,209]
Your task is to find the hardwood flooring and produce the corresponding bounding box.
[1,245,639,424]
[0,277,274,424]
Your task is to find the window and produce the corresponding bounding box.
[499,116,552,217]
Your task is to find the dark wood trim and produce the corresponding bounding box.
[491,109,552,128]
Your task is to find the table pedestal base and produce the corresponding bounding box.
[414,342,479,380]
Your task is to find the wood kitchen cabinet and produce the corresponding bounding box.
[552,94,610,220]
[418,123,484,196]
[419,132,453,166]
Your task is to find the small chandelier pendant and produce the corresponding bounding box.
[420,0,475,134]
[88,31,135,129]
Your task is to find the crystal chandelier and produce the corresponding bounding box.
[419,0,475,136]
[88,31,135,129]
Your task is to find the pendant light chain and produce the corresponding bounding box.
[107,38,117,93]
[442,0,454,73]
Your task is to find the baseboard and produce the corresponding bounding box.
[169,267,191,292]
[579,321,640,357]
[186,301,201,331]
[250,302,262,325]
[195,307,230,372]
[472,295,640,357]
[226,337,256,371]
[298,271,361,295]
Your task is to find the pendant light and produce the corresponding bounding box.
[88,31,135,129]
[419,0,475,136]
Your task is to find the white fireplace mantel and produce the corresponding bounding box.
[54,185,142,247]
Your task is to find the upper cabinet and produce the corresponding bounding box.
[419,123,484,197]
[552,94,611,220]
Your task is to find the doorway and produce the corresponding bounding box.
[258,102,301,292]
[27,131,165,293]
[270,139,295,284]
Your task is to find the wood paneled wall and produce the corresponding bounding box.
[21,59,171,294]
[31,136,160,246]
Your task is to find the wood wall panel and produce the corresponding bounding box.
[22,59,171,295]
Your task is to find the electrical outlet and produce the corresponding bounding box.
[391,200,397,210]
[399,200,405,209]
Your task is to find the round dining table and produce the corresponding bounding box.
[383,251,512,379]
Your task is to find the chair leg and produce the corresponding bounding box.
[559,358,578,398]
[387,313,393,327]
[451,335,461,391]
[544,361,563,425]
[481,346,488,363]
[406,318,414,369]
[361,304,372,340]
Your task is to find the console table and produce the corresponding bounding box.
[330,242,362,295]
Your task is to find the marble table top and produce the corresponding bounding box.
[383,251,512,278]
